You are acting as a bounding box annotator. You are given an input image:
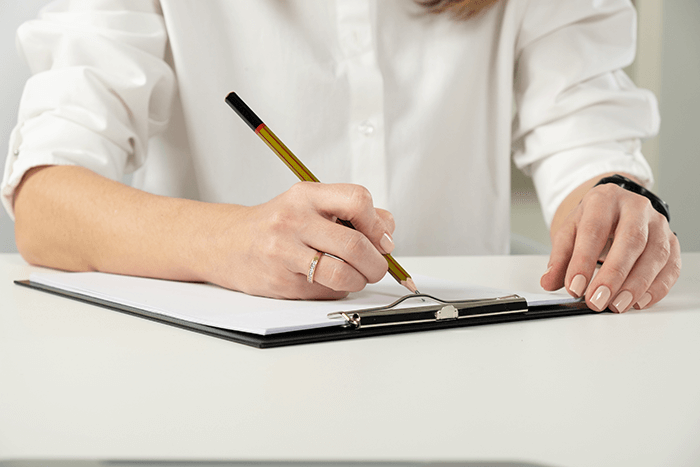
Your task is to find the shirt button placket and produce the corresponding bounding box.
[336,0,388,209]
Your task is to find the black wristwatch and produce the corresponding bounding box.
[594,174,670,222]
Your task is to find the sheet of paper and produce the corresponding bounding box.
[29,272,579,335]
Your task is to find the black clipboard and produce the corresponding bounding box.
[15,279,593,349]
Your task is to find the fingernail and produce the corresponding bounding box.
[636,292,652,309]
[540,266,553,287]
[612,290,633,313]
[380,232,395,254]
[569,274,587,297]
[590,285,611,312]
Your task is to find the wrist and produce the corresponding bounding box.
[188,202,251,286]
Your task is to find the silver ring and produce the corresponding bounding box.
[307,251,323,284]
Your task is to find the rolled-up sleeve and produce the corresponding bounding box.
[1,0,175,220]
[512,0,659,226]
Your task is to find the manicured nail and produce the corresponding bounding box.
[569,274,587,297]
[380,232,395,254]
[612,290,633,313]
[539,266,553,286]
[590,285,611,311]
[636,292,652,309]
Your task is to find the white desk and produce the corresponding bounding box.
[1,253,699,467]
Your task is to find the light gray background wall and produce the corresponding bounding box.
[0,0,50,253]
[1,1,698,254]
[658,1,700,252]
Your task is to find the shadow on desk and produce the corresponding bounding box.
[0,461,560,467]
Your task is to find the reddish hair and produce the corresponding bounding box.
[417,0,500,19]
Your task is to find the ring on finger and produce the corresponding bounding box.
[307,251,323,284]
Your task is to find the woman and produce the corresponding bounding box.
[2,0,680,312]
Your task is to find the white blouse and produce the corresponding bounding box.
[2,0,658,256]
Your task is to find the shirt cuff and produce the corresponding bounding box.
[531,140,654,227]
[2,134,79,221]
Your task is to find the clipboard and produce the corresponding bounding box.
[14,272,593,349]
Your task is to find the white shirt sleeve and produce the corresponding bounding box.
[512,0,659,226]
[1,0,175,220]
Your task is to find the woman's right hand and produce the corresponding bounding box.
[202,182,396,300]
[14,167,394,301]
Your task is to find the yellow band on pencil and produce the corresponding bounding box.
[256,125,319,183]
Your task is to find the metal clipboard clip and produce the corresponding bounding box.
[327,293,528,329]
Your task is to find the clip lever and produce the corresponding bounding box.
[328,293,526,329]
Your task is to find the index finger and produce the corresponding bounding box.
[306,183,395,255]
[562,197,617,301]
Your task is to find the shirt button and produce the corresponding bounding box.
[357,121,375,136]
[343,29,370,52]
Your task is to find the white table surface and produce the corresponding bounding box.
[1,253,699,467]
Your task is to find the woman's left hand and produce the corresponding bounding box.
[540,181,681,313]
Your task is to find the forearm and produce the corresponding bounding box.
[13,165,241,283]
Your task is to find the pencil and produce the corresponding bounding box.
[225,92,419,295]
